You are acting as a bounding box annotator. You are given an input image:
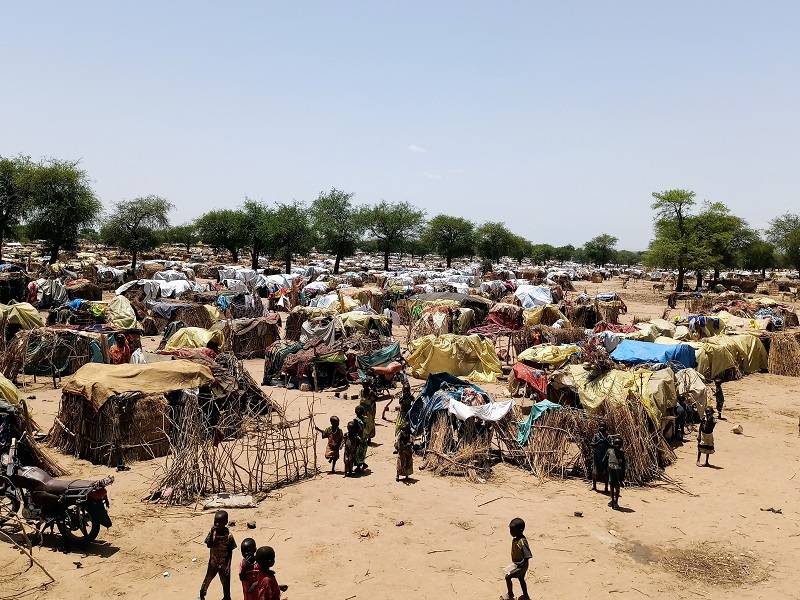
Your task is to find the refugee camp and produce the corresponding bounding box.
[2,4,799,600]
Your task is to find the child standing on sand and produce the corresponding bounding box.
[316,415,344,473]
[199,510,236,600]
[250,546,288,600]
[502,517,532,600]
[395,424,414,482]
[239,538,260,600]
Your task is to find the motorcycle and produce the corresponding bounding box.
[363,361,407,399]
[1,437,114,546]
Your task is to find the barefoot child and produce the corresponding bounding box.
[316,416,344,473]
[250,546,289,600]
[199,510,236,600]
[395,423,414,482]
[239,538,260,600]
[343,420,359,477]
[502,517,532,600]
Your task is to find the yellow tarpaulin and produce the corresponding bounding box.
[407,334,502,381]
[0,373,20,406]
[106,295,138,329]
[686,340,736,380]
[705,334,767,374]
[522,305,569,327]
[165,327,225,351]
[0,302,43,330]
[63,360,215,410]
[204,304,222,322]
[566,364,676,424]
[338,311,391,332]
[518,344,580,365]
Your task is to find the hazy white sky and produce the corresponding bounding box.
[2,2,798,250]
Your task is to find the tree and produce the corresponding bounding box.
[529,243,556,265]
[646,189,700,291]
[421,214,474,268]
[583,234,619,266]
[553,244,575,263]
[362,201,425,270]
[25,159,101,263]
[615,249,642,266]
[475,222,515,263]
[509,235,532,265]
[766,213,800,276]
[194,209,249,262]
[101,195,173,274]
[166,223,199,254]
[266,201,312,273]
[310,188,364,274]
[740,238,776,276]
[241,199,273,269]
[694,202,754,284]
[0,155,33,262]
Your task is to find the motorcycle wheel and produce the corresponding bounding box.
[57,505,100,544]
[0,489,20,525]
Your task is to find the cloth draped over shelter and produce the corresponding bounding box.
[610,339,697,369]
[164,327,225,351]
[0,302,43,330]
[517,344,580,365]
[406,334,502,382]
[517,399,561,444]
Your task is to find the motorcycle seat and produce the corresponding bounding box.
[42,479,101,495]
[372,362,403,378]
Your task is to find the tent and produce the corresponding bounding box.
[517,344,580,365]
[705,334,768,374]
[0,302,44,330]
[164,327,225,351]
[611,339,697,369]
[407,334,502,382]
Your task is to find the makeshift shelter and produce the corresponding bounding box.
[703,334,768,375]
[675,368,710,413]
[685,340,737,380]
[407,334,502,382]
[1,328,93,382]
[522,305,569,327]
[163,327,225,352]
[0,271,28,304]
[210,315,281,359]
[50,360,215,464]
[517,344,581,366]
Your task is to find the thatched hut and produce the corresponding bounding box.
[50,361,215,465]
[211,315,281,359]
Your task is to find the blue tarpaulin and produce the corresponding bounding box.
[610,339,697,369]
[356,342,401,379]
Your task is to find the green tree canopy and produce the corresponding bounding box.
[509,234,532,265]
[421,214,475,268]
[766,213,800,276]
[583,233,618,266]
[165,223,199,254]
[362,201,425,270]
[310,188,363,274]
[645,189,702,290]
[266,201,312,273]
[25,159,102,263]
[529,243,556,265]
[739,238,776,276]
[475,222,515,263]
[0,155,33,262]
[101,195,173,274]
[553,244,575,263]
[615,249,643,266]
[241,199,273,269]
[194,209,249,262]
[694,202,754,283]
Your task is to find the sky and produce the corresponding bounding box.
[2,2,798,250]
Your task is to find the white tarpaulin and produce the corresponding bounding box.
[448,399,514,422]
[514,285,553,309]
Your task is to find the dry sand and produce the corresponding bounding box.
[2,278,800,600]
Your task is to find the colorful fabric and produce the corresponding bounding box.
[516,400,561,445]
[322,426,343,461]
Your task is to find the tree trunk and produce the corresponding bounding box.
[333,253,341,274]
[131,249,138,277]
[0,232,3,262]
[231,249,239,262]
[446,254,452,268]
[251,243,259,270]
[383,249,390,271]
[284,253,291,274]
[761,268,766,278]
[676,268,685,292]
[185,242,191,254]
[49,244,60,264]
[696,270,704,290]
[713,267,720,286]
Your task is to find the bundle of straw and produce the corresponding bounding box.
[767,331,800,377]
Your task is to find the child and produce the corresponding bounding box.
[502,517,532,600]
[250,546,288,600]
[316,416,344,473]
[239,538,260,600]
[199,510,236,600]
[603,436,626,509]
[395,424,414,482]
[343,420,358,477]
[353,405,369,472]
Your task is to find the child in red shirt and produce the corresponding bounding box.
[239,538,260,600]
[250,546,288,600]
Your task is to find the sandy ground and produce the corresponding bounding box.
[2,277,800,600]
